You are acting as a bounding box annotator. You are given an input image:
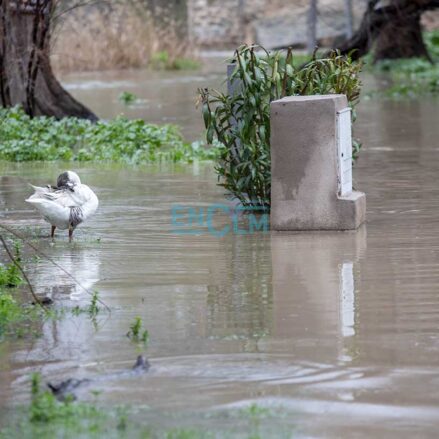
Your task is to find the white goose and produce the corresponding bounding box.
[26,171,99,241]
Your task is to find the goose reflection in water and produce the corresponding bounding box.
[30,246,101,302]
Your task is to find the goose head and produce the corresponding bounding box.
[57,171,81,190]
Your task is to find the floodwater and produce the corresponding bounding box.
[1,60,439,437]
[60,61,225,141]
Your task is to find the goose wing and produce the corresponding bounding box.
[41,186,89,208]
[27,184,55,198]
[26,184,98,229]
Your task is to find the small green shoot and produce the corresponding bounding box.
[127,317,149,344]
[119,91,137,105]
[88,291,100,317]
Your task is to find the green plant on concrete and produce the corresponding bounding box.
[0,106,219,164]
[199,45,362,208]
[127,316,149,344]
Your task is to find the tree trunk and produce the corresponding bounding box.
[343,0,354,39]
[0,0,97,120]
[307,0,318,54]
[334,0,439,63]
[374,11,432,62]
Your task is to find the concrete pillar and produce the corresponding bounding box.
[270,94,366,230]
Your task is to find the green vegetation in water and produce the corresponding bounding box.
[1,391,295,439]
[0,250,43,339]
[0,106,219,163]
[150,50,201,71]
[118,91,138,105]
[0,290,38,339]
[70,292,104,321]
[127,316,149,344]
[366,31,439,99]
[0,237,104,340]
[88,291,100,317]
[199,45,362,208]
[0,241,22,288]
[14,374,99,434]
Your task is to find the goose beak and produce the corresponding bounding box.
[66,182,75,191]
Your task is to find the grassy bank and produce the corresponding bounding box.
[0,107,217,164]
[366,31,439,99]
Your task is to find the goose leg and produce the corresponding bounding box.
[68,226,74,242]
[51,225,56,239]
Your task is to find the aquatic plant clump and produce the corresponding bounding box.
[0,280,42,340]
[127,316,149,344]
[199,45,362,208]
[0,107,218,164]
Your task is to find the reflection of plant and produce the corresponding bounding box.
[88,291,100,317]
[199,45,362,208]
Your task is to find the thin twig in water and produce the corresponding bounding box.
[0,223,111,313]
[0,234,45,309]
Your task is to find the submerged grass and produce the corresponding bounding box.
[0,241,40,339]
[0,265,43,340]
[127,316,149,344]
[0,107,218,164]
[1,391,295,439]
[0,290,37,339]
[0,373,109,437]
[29,373,102,424]
[0,230,108,340]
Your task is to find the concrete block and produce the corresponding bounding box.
[270,94,366,231]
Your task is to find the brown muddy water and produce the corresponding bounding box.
[1,60,439,437]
